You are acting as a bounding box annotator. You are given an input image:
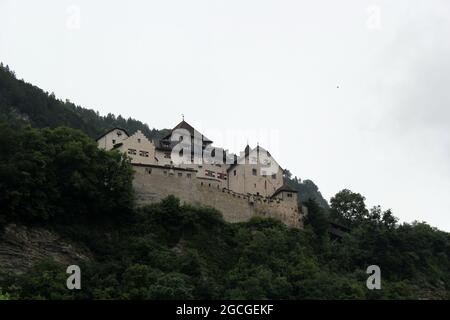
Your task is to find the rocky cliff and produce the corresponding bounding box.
[0,224,91,274]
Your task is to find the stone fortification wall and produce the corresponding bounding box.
[132,164,302,228]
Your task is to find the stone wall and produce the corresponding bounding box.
[132,164,303,228]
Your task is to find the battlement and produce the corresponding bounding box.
[97,121,305,228]
[132,164,303,228]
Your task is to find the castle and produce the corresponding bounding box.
[97,120,304,228]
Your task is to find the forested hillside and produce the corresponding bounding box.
[0,63,169,141]
[0,117,448,300]
[284,171,329,209]
[1,64,448,300]
[0,63,328,208]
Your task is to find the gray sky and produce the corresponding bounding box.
[1,0,449,231]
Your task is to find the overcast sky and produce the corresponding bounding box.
[1,0,449,231]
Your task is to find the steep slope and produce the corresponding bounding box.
[0,62,327,207]
[0,63,168,141]
[0,224,91,274]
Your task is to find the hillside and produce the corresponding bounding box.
[0,105,448,300]
[0,63,329,208]
[2,63,447,299]
[0,63,169,141]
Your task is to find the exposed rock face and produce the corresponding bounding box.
[0,224,91,274]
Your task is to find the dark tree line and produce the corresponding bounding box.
[0,64,448,300]
[0,63,169,141]
[0,123,134,227]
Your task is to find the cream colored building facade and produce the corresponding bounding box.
[96,120,303,227]
[97,128,156,165]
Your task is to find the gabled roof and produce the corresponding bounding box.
[95,127,129,141]
[227,145,282,172]
[271,184,297,198]
[161,120,213,144]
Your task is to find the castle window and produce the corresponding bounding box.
[139,151,149,157]
[163,171,167,175]
[187,173,192,178]
[145,168,152,175]
[112,139,116,144]
[164,152,171,159]
[128,149,137,155]
[217,172,227,180]
[205,170,215,178]
[138,138,141,143]
[178,172,182,177]
[272,173,277,179]
[287,193,292,198]
[254,183,257,188]
[233,170,236,176]
[201,182,203,186]
[252,169,257,176]
[117,131,122,136]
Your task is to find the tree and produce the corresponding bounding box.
[330,189,369,226]
[304,199,329,239]
[0,123,134,225]
[283,169,292,180]
[0,292,10,300]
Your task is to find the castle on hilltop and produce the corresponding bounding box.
[97,120,304,228]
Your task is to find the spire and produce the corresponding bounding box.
[182,114,185,121]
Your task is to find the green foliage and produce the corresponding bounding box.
[0,63,168,141]
[1,192,448,300]
[0,64,448,300]
[330,189,369,226]
[304,199,330,239]
[0,292,10,300]
[284,176,329,209]
[0,123,134,225]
